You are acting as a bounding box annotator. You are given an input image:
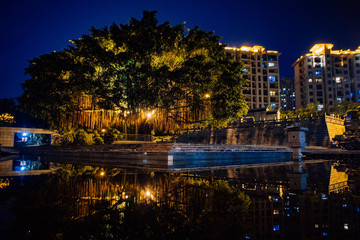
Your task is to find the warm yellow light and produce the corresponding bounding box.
[101,129,106,133]
[240,46,251,51]
[205,94,211,98]
[310,43,334,55]
[100,171,105,176]
[147,113,152,118]
[146,190,151,197]
[225,45,269,54]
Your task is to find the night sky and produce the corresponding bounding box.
[1,0,359,99]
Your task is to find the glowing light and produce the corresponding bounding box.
[146,190,151,197]
[225,45,268,53]
[22,132,28,137]
[147,113,152,118]
[100,171,105,176]
[205,94,211,98]
[101,129,106,133]
[310,44,333,55]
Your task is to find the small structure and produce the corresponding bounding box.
[0,127,56,148]
[244,107,280,121]
[286,124,308,161]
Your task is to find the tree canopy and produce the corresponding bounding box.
[19,11,248,129]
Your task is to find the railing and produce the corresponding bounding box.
[325,114,345,125]
[116,134,154,142]
[180,116,325,133]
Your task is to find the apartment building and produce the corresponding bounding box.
[293,44,360,109]
[225,46,281,109]
[280,76,296,110]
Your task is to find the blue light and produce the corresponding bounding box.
[323,232,328,237]
[245,236,251,239]
[20,166,25,171]
[315,70,322,75]
[350,93,353,98]
[269,76,276,82]
[357,208,360,213]
[273,225,280,231]
[22,132,28,137]
[343,204,347,208]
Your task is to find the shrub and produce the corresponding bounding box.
[103,128,120,144]
[75,129,94,145]
[93,130,104,145]
[61,129,76,145]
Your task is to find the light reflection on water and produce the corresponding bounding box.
[0,155,359,240]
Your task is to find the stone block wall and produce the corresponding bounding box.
[177,116,341,147]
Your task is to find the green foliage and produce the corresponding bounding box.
[281,103,326,119]
[333,101,360,117]
[61,129,76,145]
[58,128,97,145]
[103,128,121,144]
[20,10,248,129]
[93,130,105,145]
[74,129,94,145]
[0,113,15,126]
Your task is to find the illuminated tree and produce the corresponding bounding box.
[20,11,248,129]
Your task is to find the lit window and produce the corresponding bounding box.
[273,210,279,215]
[308,78,313,83]
[268,62,275,67]
[270,91,276,96]
[269,55,277,61]
[273,225,280,231]
[316,78,322,83]
[344,224,349,230]
[315,224,319,228]
[315,70,322,75]
[269,76,276,82]
[336,77,342,83]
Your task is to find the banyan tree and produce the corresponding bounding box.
[19,11,248,133]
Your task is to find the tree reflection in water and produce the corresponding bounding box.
[10,164,250,240]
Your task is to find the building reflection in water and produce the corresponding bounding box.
[218,160,359,240]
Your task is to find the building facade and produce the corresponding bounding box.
[293,44,360,109]
[225,46,281,109]
[280,77,296,110]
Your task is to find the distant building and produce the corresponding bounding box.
[225,45,281,109]
[292,43,360,109]
[280,77,296,110]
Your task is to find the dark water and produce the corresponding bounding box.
[0,155,359,240]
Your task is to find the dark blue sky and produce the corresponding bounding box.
[1,0,359,99]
